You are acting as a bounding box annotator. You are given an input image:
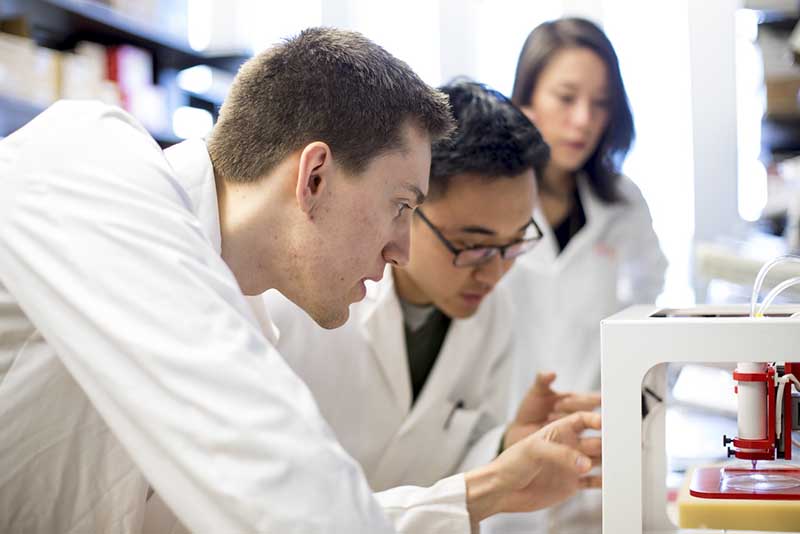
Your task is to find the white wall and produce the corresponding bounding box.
[688,0,742,244]
[602,0,698,304]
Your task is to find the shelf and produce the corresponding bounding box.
[0,94,46,137]
[0,93,182,147]
[3,0,250,71]
[762,116,800,158]
[0,1,234,144]
[757,11,799,31]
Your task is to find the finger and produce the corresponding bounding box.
[556,440,593,474]
[553,394,601,413]
[547,412,568,423]
[579,475,602,489]
[530,372,557,395]
[564,411,602,434]
[578,436,602,459]
[553,393,601,413]
[546,410,588,422]
[529,438,594,475]
[574,452,593,474]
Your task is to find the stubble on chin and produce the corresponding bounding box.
[309,299,350,330]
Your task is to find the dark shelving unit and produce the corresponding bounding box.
[757,10,800,160]
[0,0,249,144]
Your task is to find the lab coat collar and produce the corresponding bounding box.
[528,172,616,268]
[248,295,281,346]
[163,139,222,254]
[575,172,615,232]
[360,266,412,411]
[555,173,605,263]
[163,139,280,345]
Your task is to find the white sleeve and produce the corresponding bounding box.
[0,102,395,534]
[145,476,472,534]
[374,475,471,534]
[616,180,668,306]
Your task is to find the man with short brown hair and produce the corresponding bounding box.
[208,28,453,183]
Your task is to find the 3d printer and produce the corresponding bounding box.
[601,256,800,533]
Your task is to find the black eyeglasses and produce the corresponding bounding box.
[415,209,543,267]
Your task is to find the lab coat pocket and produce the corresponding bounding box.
[374,401,482,487]
[438,402,486,465]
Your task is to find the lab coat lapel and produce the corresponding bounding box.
[369,304,488,487]
[529,208,559,265]
[360,268,412,413]
[399,314,477,432]
[536,174,614,269]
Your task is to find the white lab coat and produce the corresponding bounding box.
[484,174,667,534]
[264,268,512,493]
[0,101,470,534]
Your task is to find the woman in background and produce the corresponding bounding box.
[491,17,668,534]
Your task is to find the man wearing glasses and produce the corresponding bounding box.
[266,80,601,526]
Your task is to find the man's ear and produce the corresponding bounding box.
[296,142,332,215]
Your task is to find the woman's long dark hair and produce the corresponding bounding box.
[511,17,634,204]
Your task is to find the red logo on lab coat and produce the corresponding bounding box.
[594,242,616,258]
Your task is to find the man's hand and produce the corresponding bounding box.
[464,412,602,530]
[504,372,601,449]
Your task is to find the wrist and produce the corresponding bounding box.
[465,463,502,527]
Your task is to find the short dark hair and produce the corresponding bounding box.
[511,17,634,204]
[428,79,549,201]
[208,27,455,182]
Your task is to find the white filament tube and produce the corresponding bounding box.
[737,362,768,440]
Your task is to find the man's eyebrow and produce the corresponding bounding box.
[404,184,426,205]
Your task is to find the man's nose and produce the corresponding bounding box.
[382,225,411,267]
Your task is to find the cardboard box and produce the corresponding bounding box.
[765,75,800,118]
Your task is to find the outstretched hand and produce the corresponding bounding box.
[504,372,601,450]
[465,411,602,528]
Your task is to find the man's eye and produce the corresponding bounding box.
[396,203,412,218]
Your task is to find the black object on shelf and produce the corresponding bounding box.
[762,116,800,160]
[756,10,799,32]
[757,209,788,237]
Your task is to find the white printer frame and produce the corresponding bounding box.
[601,304,800,533]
